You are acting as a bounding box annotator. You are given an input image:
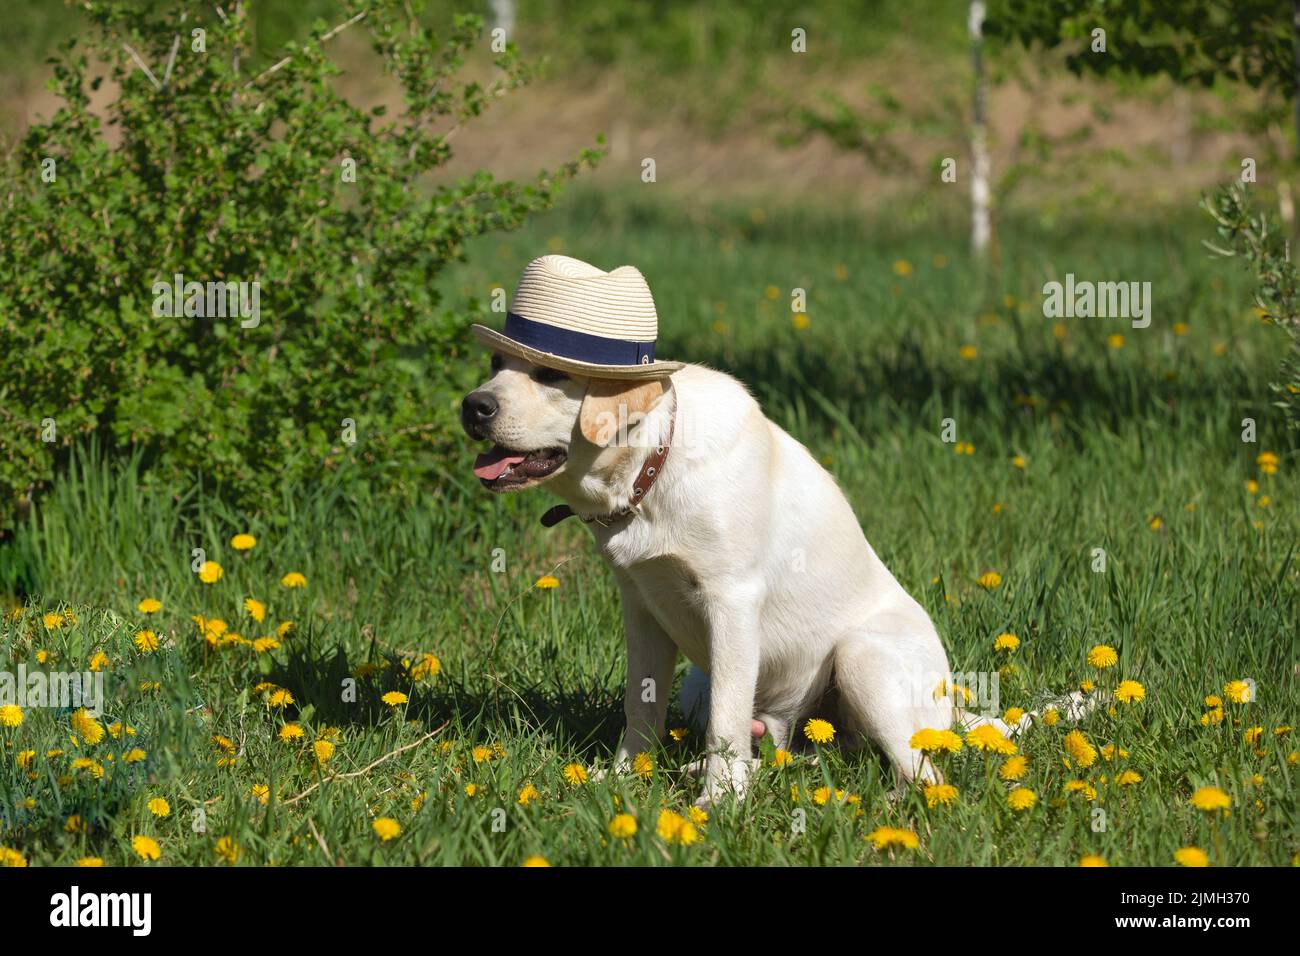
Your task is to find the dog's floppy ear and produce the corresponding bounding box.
[579,378,667,447]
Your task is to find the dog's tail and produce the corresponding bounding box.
[954,689,1100,737]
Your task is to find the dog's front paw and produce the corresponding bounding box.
[695,756,755,808]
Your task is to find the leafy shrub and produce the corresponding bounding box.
[0,0,601,529]
[1203,182,1300,433]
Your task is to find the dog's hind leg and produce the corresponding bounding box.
[832,632,952,788]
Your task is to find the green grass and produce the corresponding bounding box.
[1,190,1297,866]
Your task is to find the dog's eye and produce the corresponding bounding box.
[490,354,504,373]
[533,367,568,385]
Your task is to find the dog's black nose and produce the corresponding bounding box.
[461,390,499,438]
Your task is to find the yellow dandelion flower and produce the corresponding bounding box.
[213,836,240,864]
[243,598,266,623]
[522,855,550,867]
[137,598,162,614]
[70,708,105,745]
[278,723,305,742]
[993,633,1020,652]
[1003,707,1025,725]
[1078,854,1107,867]
[43,612,64,629]
[131,835,161,861]
[231,533,257,551]
[382,691,408,707]
[1087,645,1118,669]
[1190,786,1231,813]
[865,826,919,850]
[280,572,307,588]
[966,724,1017,755]
[198,561,224,584]
[562,763,589,786]
[892,259,912,277]
[409,653,440,680]
[1223,680,1253,704]
[518,784,540,806]
[133,630,159,654]
[313,740,335,764]
[74,857,103,867]
[668,727,688,741]
[534,575,560,589]
[633,751,654,778]
[688,806,708,826]
[924,783,959,808]
[771,749,794,767]
[656,809,700,845]
[959,344,978,360]
[910,728,964,754]
[977,571,1002,590]
[250,784,270,806]
[1175,846,1209,867]
[1007,787,1037,811]
[0,704,23,728]
[999,755,1029,781]
[608,813,638,839]
[372,817,401,841]
[1115,680,1145,704]
[266,688,294,708]
[1063,729,1097,768]
[803,718,835,744]
[1042,708,1059,727]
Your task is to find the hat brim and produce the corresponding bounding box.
[471,325,683,380]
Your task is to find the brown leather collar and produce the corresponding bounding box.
[541,411,675,528]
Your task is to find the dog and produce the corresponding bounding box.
[461,351,1063,805]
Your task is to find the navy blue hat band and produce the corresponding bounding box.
[503,312,656,366]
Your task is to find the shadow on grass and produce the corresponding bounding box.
[270,640,634,760]
[670,326,1268,442]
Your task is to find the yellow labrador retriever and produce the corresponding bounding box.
[461,351,1081,806]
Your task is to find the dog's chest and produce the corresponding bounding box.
[597,532,711,666]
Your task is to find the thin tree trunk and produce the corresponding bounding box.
[1292,0,1300,154]
[969,0,992,258]
[492,0,516,37]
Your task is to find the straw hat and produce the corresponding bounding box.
[471,255,683,380]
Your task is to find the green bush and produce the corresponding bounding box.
[1203,182,1300,433]
[0,0,601,529]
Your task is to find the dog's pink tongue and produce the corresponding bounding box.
[474,447,527,480]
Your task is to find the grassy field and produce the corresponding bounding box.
[1,190,1297,866]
